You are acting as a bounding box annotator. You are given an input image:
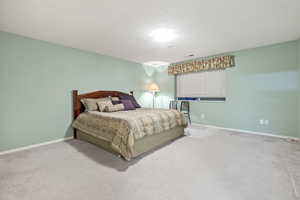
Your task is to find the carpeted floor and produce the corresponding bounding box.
[1,126,300,200]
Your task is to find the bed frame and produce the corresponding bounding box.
[72,90,185,159]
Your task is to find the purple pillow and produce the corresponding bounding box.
[119,95,141,108]
[112,100,122,105]
[120,99,136,110]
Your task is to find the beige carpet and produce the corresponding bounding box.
[1,126,300,200]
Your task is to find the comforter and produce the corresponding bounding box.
[72,108,187,160]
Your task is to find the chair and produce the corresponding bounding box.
[169,100,178,110]
[180,101,191,124]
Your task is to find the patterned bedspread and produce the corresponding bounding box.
[72,108,187,160]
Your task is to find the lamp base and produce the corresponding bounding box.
[152,92,155,108]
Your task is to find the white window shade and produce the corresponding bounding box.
[176,70,226,98]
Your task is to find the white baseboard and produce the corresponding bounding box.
[190,123,299,141]
[1,124,298,156]
[0,136,73,156]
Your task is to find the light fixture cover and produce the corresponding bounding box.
[143,61,169,68]
[149,28,177,42]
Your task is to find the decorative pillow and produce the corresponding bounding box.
[81,97,110,111]
[119,95,141,108]
[112,100,122,105]
[110,96,120,101]
[97,101,113,112]
[104,104,125,112]
[120,99,136,110]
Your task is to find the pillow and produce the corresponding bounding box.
[120,99,136,110]
[119,95,141,108]
[110,96,120,101]
[97,101,113,112]
[104,104,125,112]
[112,100,122,105]
[81,97,110,111]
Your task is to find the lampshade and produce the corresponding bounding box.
[148,83,160,92]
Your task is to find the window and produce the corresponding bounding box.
[176,70,226,101]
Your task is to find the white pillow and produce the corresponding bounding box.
[97,101,113,112]
[81,97,110,111]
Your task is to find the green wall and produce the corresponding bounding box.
[298,39,300,137]
[157,41,300,137]
[154,66,175,109]
[0,31,154,152]
[1,31,299,152]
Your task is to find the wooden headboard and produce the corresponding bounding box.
[72,90,133,120]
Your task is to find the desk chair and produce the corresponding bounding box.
[180,101,191,124]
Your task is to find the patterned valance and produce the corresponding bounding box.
[168,55,235,75]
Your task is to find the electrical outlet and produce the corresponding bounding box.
[259,119,269,125]
[259,119,264,125]
[201,114,205,119]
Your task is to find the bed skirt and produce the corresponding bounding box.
[76,126,185,159]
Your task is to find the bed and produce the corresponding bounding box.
[72,90,187,160]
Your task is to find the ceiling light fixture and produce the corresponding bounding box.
[149,28,177,42]
[143,61,170,67]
